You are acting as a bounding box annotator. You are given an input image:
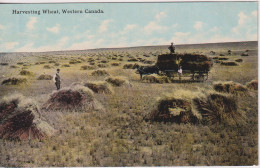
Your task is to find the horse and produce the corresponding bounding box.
[134,64,159,80]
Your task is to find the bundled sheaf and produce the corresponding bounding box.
[105,76,131,87]
[156,53,212,72]
[91,70,110,76]
[84,81,114,94]
[213,81,247,94]
[44,84,102,112]
[150,89,244,125]
[37,74,53,80]
[246,80,258,90]
[0,94,55,140]
[2,77,27,85]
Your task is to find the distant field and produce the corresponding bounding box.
[0,41,258,166]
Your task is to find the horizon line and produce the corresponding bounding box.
[0,40,257,54]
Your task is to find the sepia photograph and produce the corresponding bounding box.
[0,1,258,166]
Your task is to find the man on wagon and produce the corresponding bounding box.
[168,42,175,54]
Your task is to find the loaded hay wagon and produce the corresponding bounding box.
[156,53,213,81]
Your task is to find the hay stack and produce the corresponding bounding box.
[69,59,81,64]
[0,94,55,140]
[193,92,242,125]
[97,64,108,68]
[91,70,110,76]
[44,84,102,112]
[20,70,33,76]
[246,80,258,90]
[213,81,247,94]
[37,74,53,80]
[111,62,120,66]
[123,63,139,69]
[0,63,9,66]
[84,81,113,94]
[220,61,238,66]
[2,77,27,85]
[150,89,243,125]
[150,90,202,124]
[10,65,18,68]
[218,57,229,60]
[142,74,169,83]
[241,52,249,56]
[105,76,130,87]
[81,65,96,70]
[235,59,243,62]
[43,65,52,69]
[62,64,70,67]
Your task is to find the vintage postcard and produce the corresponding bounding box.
[0,1,258,167]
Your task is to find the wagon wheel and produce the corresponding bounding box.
[198,72,205,81]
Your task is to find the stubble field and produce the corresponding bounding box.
[0,41,258,166]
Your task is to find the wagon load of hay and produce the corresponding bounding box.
[213,81,247,94]
[2,77,27,85]
[0,95,55,140]
[44,84,102,112]
[246,80,258,90]
[156,53,213,72]
[84,81,113,94]
[149,90,244,125]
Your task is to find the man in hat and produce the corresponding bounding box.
[54,68,61,90]
[168,42,175,54]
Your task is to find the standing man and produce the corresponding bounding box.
[168,42,175,54]
[54,68,61,90]
[178,66,182,80]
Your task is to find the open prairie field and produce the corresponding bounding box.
[0,41,258,166]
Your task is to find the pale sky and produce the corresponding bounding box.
[0,2,258,52]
